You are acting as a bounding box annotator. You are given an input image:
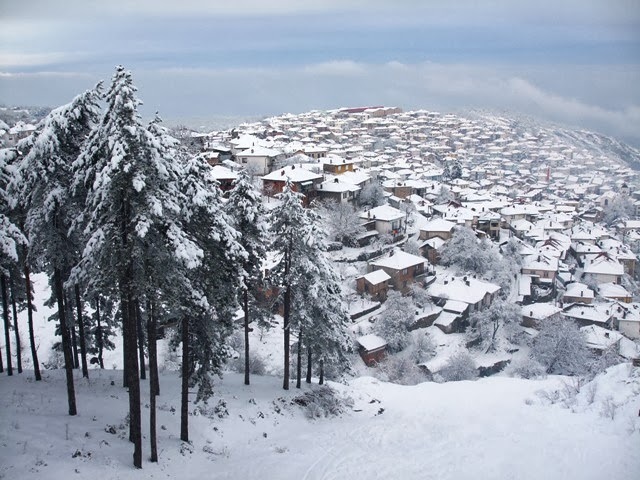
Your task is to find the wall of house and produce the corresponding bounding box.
[359,347,386,367]
[618,320,640,339]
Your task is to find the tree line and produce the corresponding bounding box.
[0,66,351,468]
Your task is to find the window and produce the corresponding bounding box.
[343,192,348,199]
[402,268,408,275]
[241,157,248,164]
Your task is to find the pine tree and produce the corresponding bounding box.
[270,181,316,390]
[72,67,192,468]
[0,148,27,376]
[175,154,245,440]
[270,181,351,388]
[12,86,101,411]
[226,170,269,385]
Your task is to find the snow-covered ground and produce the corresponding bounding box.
[1,365,639,480]
[2,273,639,479]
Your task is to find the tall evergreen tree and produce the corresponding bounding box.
[226,170,269,385]
[175,154,245,441]
[12,86,101,411]
[0,148,27,376]
[270,181,320,390]
[72,67,192,468]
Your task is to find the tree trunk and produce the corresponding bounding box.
[319,359,324,385]
[283,285,291,390]
[135,300,146,381]
[122,289,141,468]
[306,348,312,384]
[10,282,22,374]
[122,302,129,388]
[0,339,3,372]
[66,293,80,369]
[54,268,76,415]
[1,275,13,376]
[243,289,250,386]
[147,299,158,462]
[24,264,41,380]
[148,299,159,396]
[120,196,141,468]
[74,284,89,378]
[180,317,189,442]
[95,298,104,369]
[296,328,302,389]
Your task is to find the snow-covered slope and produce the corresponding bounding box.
[1,365,638,480]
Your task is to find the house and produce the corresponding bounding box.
[433,300,469,333]
[209,165,238,193]
[581,325,639,360]
[261,165,323,206]
[521,303,562,328]
[419,235,446,265]
[561,303,614,328]
[562,282,594,305]
[583,253,624,285]
[356,334,387,366]
[236,145,282,175]
[428,276,500,313]
[356,270,391,301]
[316,177,360,204]
[322,156,355,175]
[369,250,427,293]
[598,283,632,303]
[419,218,456,241]
[521,254,559,284]
[613,302,640,339]
[359,205,406,239]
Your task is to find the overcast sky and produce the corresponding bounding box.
[1,0,639,143]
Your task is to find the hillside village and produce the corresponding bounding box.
[185,106,640,375]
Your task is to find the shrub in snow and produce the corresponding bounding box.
[229,353,267,376]
[372,291,414,352]
[507,356,547,379]
[409,333,436,364]
[375,353,429,386]
[467,300,521,353]
[438,352,478,382]
[292,385,354,419]
[531,315,593,376]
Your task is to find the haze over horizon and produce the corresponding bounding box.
[1,1,639,144]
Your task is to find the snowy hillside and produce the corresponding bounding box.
[1,365,639,480]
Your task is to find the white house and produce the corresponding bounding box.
[359,205,406,237]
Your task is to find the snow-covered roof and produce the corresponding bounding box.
[434,311,459,327]
[429,276,500,305]
[420,218,456,233]
[210,165,238,181]
[262,165,322,183]
[362,269,391,285]
[443,300,468,314]
[318,178,361,193]
[564,282,594,299]
[521,303,561,320]
[357,334,387,351]
[359,205,405,222]
[598,283,630,299]
[583,255,624,277]
[370,250,426,271]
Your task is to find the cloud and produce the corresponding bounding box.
[303,61,367,76]
[1,61,639,145]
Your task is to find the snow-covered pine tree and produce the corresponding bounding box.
[11,86,101,405]
[270,182,351,387]
[0,148,27,376]
[269,181,317,390]
[226,169,270,385]
[296,250,352,385]
[72,67,193,468]
[175,153,245,442]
